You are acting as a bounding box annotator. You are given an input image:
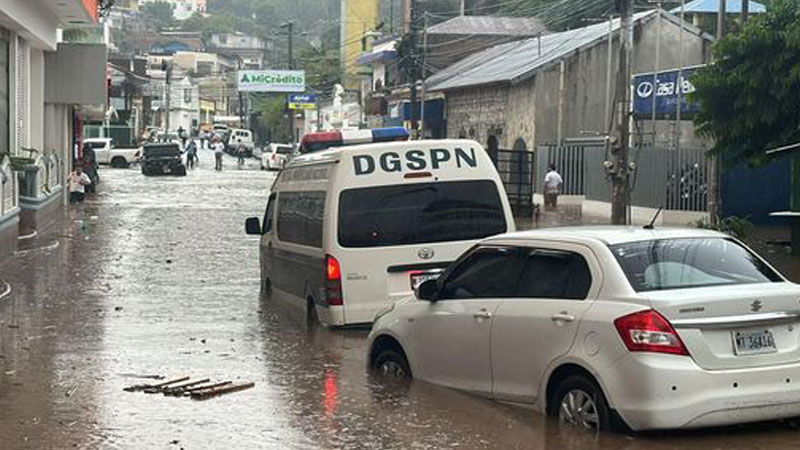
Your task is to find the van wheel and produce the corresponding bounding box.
[553,375,611,432]
[306,298,319,326]
[373,349,412,379]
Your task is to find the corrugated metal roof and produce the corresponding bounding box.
[427,10,709,92]
[426,15,547,36]
[670,0,766,14]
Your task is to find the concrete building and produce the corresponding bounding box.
[207,33,266,69]
[172,51,234,76]
[427,10,713,150]
[340,0,379,90]
[139,0,207,21]
[0,0,106,259]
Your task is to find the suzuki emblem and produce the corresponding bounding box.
[418,248,434,260]
[750,300,763,312]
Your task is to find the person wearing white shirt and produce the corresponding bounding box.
[543,164,563,210]
[68,166,92,203]
[212,138,225,171]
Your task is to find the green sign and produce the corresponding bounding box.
[237,70,306,92]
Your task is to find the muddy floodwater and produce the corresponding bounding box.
[2,149,800,449]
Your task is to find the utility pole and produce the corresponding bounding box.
[460,0,466,16]
[164,61,172,133]
[741,0,749,23]
[708,0,726,225]
[611,0,632,225]
[420,12,428,139]
[407,0,419,137]
[281,22,295,147]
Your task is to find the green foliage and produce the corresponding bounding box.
[181,12,239,37]
[253,95,292,143]
[692,0,800,166]
[693,215,754,241]
[296,46,341,92]
[141,1,176,32]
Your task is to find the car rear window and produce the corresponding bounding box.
[144,145,181,157]
[275,146,293,155]
[338,180,507,248]
[609,238,782,292]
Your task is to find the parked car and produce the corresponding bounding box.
[82,138,141,168]
[140,143,186,176]
[260,143,294,170]
[368,226,800,432]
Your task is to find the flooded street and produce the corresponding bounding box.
[3,149,800,449]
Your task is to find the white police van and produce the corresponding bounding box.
[245,137,515,326]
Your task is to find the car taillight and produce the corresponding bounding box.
[614,309,689,356]
[325,255,343,306]
[270,154,276,161]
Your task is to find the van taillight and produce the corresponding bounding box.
[325,255,343,306]
[614,310,689,356]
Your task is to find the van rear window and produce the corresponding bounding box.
[338,180,507,248]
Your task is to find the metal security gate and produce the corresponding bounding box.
[493,148,535,215]
[537,144,711,212]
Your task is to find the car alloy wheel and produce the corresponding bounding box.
[559,389,599,430]
[373,349,411,379]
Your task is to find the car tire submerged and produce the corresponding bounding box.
[553,375,612,432]
[373,349,412,379]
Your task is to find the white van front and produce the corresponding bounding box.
[325,140,515,325]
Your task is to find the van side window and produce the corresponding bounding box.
[277,191,326,247]
[439,247,523,300]
[515,249,592,300]
[263,193,276,233]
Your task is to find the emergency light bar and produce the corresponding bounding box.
[300,127,410,153]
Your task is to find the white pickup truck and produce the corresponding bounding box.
[83,138,141,168]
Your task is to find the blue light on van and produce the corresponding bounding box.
[371,127,410,142]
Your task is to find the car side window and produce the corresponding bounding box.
[263,193,276,233]
[439,247,523,300]
[515,249,592,300]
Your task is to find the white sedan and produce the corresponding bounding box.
[367,227,800,432]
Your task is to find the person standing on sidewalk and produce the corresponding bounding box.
[543,163,563,210]
[68,166,92,204]
[212,138,225,171]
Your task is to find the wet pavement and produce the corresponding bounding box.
[3,149,800,449]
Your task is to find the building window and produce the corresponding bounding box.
[184,88,192,103]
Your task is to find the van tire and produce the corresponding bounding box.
[306,298,319,326]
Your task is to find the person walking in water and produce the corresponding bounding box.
[185,139,198,169]
[212,137,225,171]
[68,165,92,204]
[543,163,563,210]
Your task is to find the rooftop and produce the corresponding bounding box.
[670,0,766,14]
[426,15,547,36]
[426,10,711,92]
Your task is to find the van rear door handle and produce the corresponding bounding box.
[473,309,492,319]
[551,312,575,323]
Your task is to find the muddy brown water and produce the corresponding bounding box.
[2,150,800,449]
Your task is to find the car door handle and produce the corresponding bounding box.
[551,312,575,323]
[473,309,493,319]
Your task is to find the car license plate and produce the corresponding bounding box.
[410,271,442,290]
[162,165,170,173]
[733,329,777,355]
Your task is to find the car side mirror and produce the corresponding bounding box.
[245,217,262,235]
[415,279,439,301]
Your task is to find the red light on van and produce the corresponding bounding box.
[325,255,343,306]
[404,172,433,179]
[326,255,341,281]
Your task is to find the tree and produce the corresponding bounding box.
[692,0,800,165]
[141,1,176,32]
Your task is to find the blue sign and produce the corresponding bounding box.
[632,66,702,119]
[288,94,316,104]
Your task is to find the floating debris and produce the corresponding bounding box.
[124,376,253,400]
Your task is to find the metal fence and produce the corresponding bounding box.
[493,149,535,215]
[537,144,711,212]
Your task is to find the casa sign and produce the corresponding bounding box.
[237,70,306,92]
[632,65,703,119]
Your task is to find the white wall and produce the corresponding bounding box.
[0,0,58,50]
[29,48,44,152]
